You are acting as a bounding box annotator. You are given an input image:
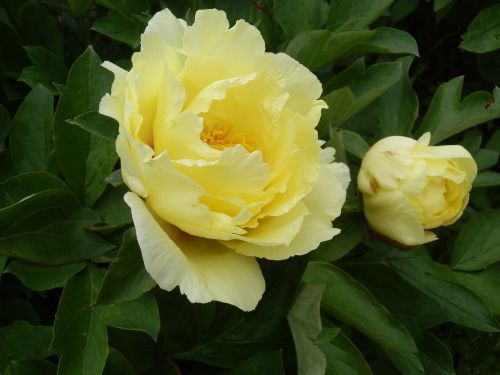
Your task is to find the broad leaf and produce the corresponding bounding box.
[0,321,53,372]
[97,229,155,305]
[4,360,57,375]
[4,261,86,291]
[303,262,423,374]
[451,210,500,271]
[286,30,374,71]
[274,0,323,40]
[228,351,285,375]
[322,333,373,375]
[473,171,500,187]
[107,293,160,341]
[323,60,402,127]
[9,85,53,173]
[287,284,326,375]
[92,11,144,48]
[352,27,419,56]
[460,4,500,53]
[416,77,500,144]
[326,0,394,30]
[51,264,109,375]
[53,46,116,207]
[67,111,118,142]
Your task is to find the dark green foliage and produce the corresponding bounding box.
[0,0,499,374]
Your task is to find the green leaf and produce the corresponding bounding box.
[382,245,500,332]
[93,185,131,230]
[102,348,136,375]
[68,0,94,16]
[416,332,454,375]
[9,85,53,173]
[0,206,115,265]
[323,60,402,127]
[451,210,500,271]
[312,213,366,262]
[19,46,68,92]
[0,172,68,208]
[340,130,370,159]
[228,351,285,375]
[107,293,160,341]
[0,321,53,372]
[4,260,86,291]
[434,0,455,12]
[92,11,144,48]
[273,0,323,40]
[322,333,373,375]
[286,30,374,71]
[303,262,423,374]
[452,263,500,317]
[342,263,451,330]
[473,171,500,187]
[473,148,498,170]
[67,111,119,142]
[460,4,500,53]
[287,284,326,375]
[416,77,500,144]
[0,105,11,154]
[375,56,419,136]
[4,360,57,375]
[53,46,116,207]
[51,264,109,375]
[326,0,394,30]
[97,229,154,305]
[351,27,419,56]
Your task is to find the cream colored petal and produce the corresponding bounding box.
[183,9,230,57]
[124,192,264,311]
[230,212,339,260]
[144,8,187,48]
[143,151,245,240]
[362,149,414,190]
[304,162,350,220]
[363,190,432,246]
[184,74,256,114]
[99,61,129,123]
[116,132,153,197]
[173,146,270,196]
[399,159,427,196]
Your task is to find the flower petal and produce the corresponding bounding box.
[125,192,265,311]
[363,189,435,246]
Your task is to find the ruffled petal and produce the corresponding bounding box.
[125,192,264,311]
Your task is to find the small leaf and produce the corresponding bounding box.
[352,27,419,56]
[9,85,53,173]
[286,30,374,70]
[0,321,53,372]
[19,46,67,92]
[460,4,500,53]
[326,0,394,30]
[102,348,135,375]
[51,264,109,375]
[106,293,160,341]
[4,261,86,291]
[303,262,423,374]
[287,284,326,375]
[451,210,500,271]
[97,229,155,305]
[67,111,119,142]
[416,77,500,144]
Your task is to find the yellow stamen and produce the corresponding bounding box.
[200,123,254,152]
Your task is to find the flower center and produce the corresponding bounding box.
[200,123,254,152]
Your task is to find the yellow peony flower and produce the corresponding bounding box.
[99,9,350,311]
[358,133,477,246]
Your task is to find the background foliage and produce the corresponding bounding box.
[1,0,500,374]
